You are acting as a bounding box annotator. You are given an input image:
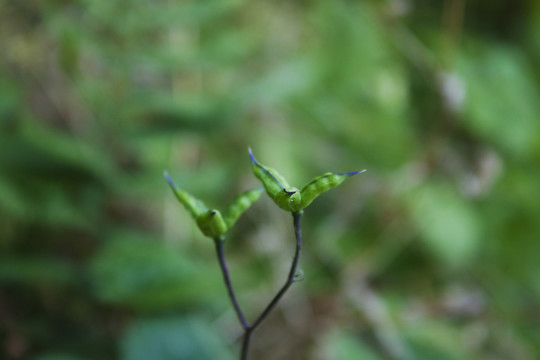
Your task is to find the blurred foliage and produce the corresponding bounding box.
[1,0,540,359]
[121,317,234,360]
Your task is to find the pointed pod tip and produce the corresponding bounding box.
[164,171,176,188]
[341,169,367,176]
[248,147,258,164]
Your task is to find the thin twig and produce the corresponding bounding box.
[240,330,253,360]
[215,239,250,330]
[251,212,303,329]
[240,211,304,359]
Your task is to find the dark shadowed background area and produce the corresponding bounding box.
[1,0,540,359]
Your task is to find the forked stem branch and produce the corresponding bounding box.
[240,211,304,360]
[216,212,304,360]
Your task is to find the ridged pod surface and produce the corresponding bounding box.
[165,172,263,239]
[165,172,207,218]
[300,172,350,209]
[249,148,294,211]
[224,188,264,228]
[249,149,366,213]
[196,210,228,238]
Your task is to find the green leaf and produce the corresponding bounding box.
[459,44,540,159]
[32,354,82,360]
[403,320,474,360]
[90,235,220,311]
[320,330,382,360]
[121,317,234,360]
[0,256,75,286]
[405,183,482,269]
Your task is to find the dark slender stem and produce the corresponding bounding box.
[216,212,304,360]
[249,211,304,332]
[240,330,253,360]
[215,239,250,330]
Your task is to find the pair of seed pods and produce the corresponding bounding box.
[165,148,366,239]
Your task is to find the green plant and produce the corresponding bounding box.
[165,149,365,360]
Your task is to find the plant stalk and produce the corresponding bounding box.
[215,239,250,330]
[215,212,304,360]
[240,211,304,359]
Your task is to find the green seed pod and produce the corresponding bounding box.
[288,190,303,212]
[165,171,207,218]
[249,148,298,211]
[249,149,366,213]
[196,210,228,238]
[224,188,264,228]
[299,171,365,209]
[165,171,263,239]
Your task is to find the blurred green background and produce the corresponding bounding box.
[1,0,540,359]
